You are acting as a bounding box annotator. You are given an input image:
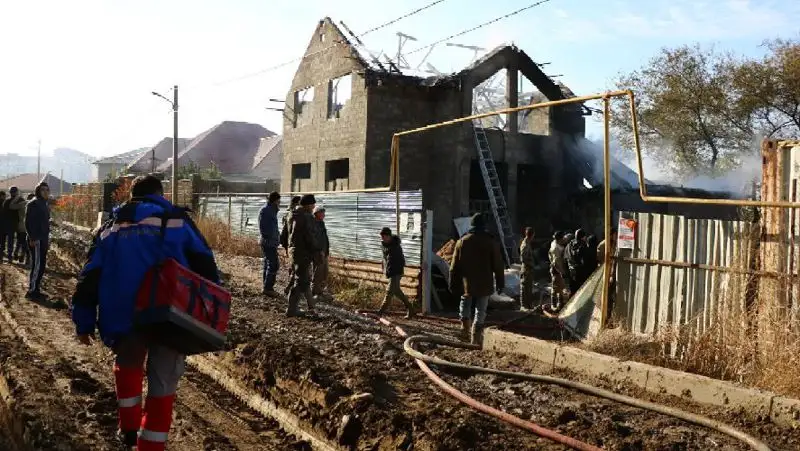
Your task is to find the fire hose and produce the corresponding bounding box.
[359,311,773,451]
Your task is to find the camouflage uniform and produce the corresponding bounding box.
[286,202,320,316]
[519,238,536,309]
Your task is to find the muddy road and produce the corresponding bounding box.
[0,225,795,450]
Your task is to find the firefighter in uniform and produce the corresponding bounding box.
[70,175,220,450]
[519,227,536,309]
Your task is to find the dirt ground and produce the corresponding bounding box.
[0,238,309,450]
[0,224,795,450]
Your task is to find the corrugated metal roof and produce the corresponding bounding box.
[198,190,425,265]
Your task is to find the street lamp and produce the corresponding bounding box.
[151,86,179,203]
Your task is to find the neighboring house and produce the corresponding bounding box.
[155,121,275,176]
[92,148,148,181]
[1,173,73,197]
[250,135,283,182]
[126,137,191,174]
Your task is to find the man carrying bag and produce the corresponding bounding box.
[70,175,221,450]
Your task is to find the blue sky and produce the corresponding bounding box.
[1,0,799,159]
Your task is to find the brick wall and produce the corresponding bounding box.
[280,18,368,193]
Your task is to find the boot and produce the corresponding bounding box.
[285,290,301,317]
[404,304,416,319]
[305,288,316,313]
[471,323,485,347]
[459,319,471,342]
[376,297,390,316]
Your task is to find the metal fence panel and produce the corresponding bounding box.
[616,211,750,335]
[198,191,425,266]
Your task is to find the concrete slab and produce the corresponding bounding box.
[483,328,557,370]
[771,396,800,428]
[606,360,651,388]
[483,327,783,421]
[554,346,621,380]
[645,366,772,416]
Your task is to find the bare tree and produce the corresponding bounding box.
[609,45,752,179]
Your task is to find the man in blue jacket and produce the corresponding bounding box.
[70,175,220,450]
[258,191,281,298]
[25,182,51,300]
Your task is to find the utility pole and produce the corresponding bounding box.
[36,139,41,182]
[60,168,64,197]
[172,85,179,204]
[151,86,179,203]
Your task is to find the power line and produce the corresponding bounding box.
[403,0,555,57]
[211,0,450,87]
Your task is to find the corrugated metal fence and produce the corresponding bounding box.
[615,211,757,335]
[197,190,425,266]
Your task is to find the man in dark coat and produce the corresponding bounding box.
[259,191,282,298]
[449,213,504,345]
[311,206,330,301]
[0,191,6,263]
[281,195,302,295]
[565,228,593,294]
[2,187,26,263]
[377,227,415,318]
[285,194,320,317]
[25,182,51,300]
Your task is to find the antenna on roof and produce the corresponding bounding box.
[339,21,389,73]
[395,32,417,70]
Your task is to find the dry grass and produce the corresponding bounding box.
[194,216,262,258]
[589,227,800,399]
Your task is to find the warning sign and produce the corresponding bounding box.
[617,217,636,250]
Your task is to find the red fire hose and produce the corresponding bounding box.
[356,310,773,451]
[359,311,602,451]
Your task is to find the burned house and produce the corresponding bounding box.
[282,18,598,244]
[281,18,738,250]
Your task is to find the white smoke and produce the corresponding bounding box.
[679,153,761,195]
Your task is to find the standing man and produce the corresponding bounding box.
[0,191,6,263]
[3,187,26,263]
[448,214,504,345]
[311,206,330,301]
[549,231,569,309]
[377,227,415,318]
[519,227,536,310]
[259,191,282,298]
[71,175,220,450]
[25,182,50,301]
[286,194,320,317]
[14,194,34,266]
[281,195,302,296]
[565,229,592,295]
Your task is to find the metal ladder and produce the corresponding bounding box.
[472,121,514,267]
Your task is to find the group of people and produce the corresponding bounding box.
[0,183,52,301]
[518,226,618,311]
[257,192,416,319]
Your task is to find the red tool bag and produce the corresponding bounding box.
[134,257,231,355]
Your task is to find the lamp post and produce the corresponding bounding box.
[151,86,179,203]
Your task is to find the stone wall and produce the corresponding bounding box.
[280,18,368,193]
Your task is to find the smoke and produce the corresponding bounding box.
[576,136,760,196]
[678,153,761,195]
